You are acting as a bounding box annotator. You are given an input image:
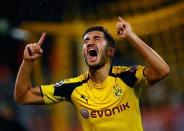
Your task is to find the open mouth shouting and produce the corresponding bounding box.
[87,46,98,62]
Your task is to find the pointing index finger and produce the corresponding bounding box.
[38,32,46,47]
[118,16,125,22]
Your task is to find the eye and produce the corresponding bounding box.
[94,36,102,41]
[83,39,89,44]
[95,38,101,41]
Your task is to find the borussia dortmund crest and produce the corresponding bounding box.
[113,85,123,98]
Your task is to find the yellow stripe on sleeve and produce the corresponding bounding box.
[41,84,63,104]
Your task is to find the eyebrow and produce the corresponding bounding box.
[83,34,102,42]
[94,35,102,39]
[83,37,89,42]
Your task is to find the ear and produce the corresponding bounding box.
[108,47,115,57]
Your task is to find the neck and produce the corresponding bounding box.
[89,60,111,84]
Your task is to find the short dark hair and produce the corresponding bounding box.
[83,26,115,48]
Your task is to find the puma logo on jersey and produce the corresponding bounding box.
[81,94,90,103]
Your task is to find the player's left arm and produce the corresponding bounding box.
[116,17,170,84]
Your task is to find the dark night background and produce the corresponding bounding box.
[0,0,184,131]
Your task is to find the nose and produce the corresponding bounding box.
[86,39,97,48]
[87,39,94,46]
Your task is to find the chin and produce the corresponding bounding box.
[87,61,105,69]
[88,63,99,68]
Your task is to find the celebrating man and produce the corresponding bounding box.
[14,17,170,131]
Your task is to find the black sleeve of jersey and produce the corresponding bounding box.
[118,69,138,87]
[110,66,138,87]
[54,79,88,100]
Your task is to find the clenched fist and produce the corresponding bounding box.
[116,17,132,39]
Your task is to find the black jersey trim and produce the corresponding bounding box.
[54,78,89,101]
[39,85,43,97]
[110,66,138,87]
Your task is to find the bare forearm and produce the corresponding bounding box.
[116,17,169,83]
[14,60,33,102]
[127,32,169,76]
[14,33,46,104]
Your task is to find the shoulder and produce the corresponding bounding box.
[53,72,89,100]
[110,65,145,87]
[111,65,144,74]
[54,72,88,89]
[111,66,129,75]
[55,72,89,87]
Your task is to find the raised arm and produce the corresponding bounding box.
[14,32,46,104]
[116,17,170,84]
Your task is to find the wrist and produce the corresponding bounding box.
[23,59,34,65]
[127,31,137,41]
[20,60,34,74]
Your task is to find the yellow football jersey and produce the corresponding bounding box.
[40,65,147,131]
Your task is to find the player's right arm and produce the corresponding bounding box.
[14,33,46,104]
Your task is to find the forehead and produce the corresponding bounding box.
[83,31,104,40]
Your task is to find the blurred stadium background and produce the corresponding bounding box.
[0,0,184,131]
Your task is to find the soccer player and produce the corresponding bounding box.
[14,17,170,131]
